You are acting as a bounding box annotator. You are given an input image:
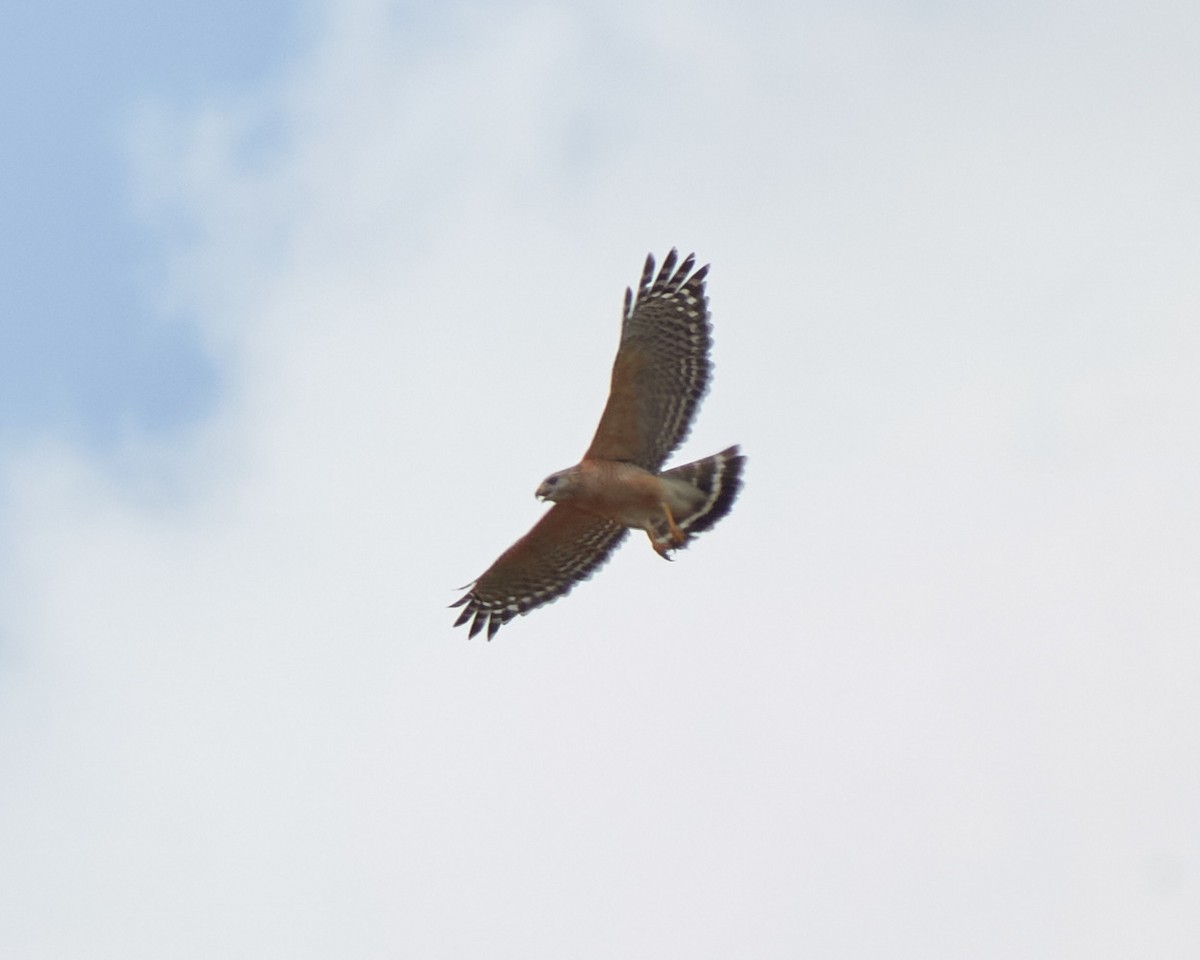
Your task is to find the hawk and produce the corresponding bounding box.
[452,250,745,639]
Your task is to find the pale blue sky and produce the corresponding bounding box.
[0,0,304,446]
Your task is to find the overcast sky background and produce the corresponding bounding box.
[2,0,1199,956]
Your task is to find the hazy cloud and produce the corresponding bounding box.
[2,1,1198,956]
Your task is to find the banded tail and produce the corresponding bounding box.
[652,445,745,553]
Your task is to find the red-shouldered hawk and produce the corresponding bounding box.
[452,250,745,639]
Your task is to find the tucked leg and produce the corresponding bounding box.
[661,501,686,545]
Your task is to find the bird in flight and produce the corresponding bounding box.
[452,250,745,639]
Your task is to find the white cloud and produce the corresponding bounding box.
[2,0,1199,956]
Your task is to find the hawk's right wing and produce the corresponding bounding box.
[451,504,628,640]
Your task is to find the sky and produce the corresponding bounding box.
[2,0,1199,956]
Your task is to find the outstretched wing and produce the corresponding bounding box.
[583,250,712,471]
[451,505,628,640]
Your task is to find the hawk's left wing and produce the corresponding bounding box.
[583,250,712,471]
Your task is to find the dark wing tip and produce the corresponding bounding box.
[635,253,657,305]
[659,248,679,277]
[467,609,488,640]
[452,585,522,640]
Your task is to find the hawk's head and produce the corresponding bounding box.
[536,468,582,503]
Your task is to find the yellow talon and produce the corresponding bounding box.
[645,502,687,559]
[648,530,673,559]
